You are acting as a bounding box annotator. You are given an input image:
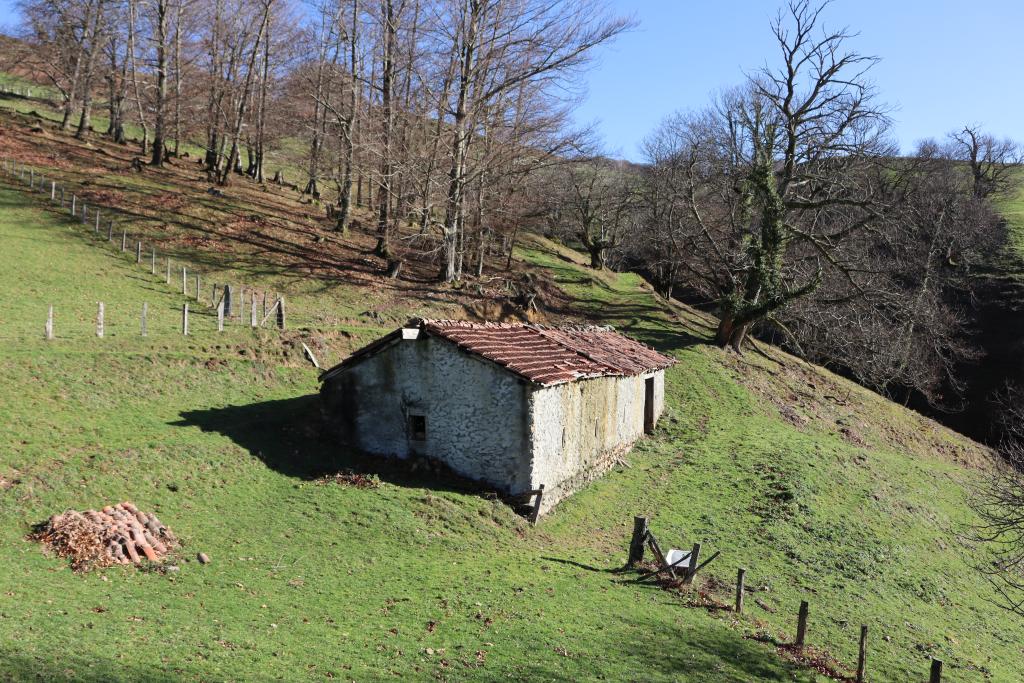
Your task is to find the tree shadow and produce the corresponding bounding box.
[511,613,818,682]
[172,394,494,497]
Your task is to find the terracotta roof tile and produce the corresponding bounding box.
[320,320,676,386]
[420,320,675,386]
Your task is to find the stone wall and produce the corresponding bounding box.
[320,334,533,493]
[526,371,665,513]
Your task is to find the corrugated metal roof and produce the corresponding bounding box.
[320,319,675,386]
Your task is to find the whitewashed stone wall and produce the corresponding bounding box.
[320,335,533,492]
[526,371,665,512]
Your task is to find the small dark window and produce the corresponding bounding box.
[409,414,427,441]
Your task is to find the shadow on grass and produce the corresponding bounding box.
[0,649,198,683]
[172,394,489,498]
[512,614,817,682]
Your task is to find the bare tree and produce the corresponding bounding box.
[949,126,1022,199]
[972,384,1024,618]
[547,159,638,269]
[435,0,632,282]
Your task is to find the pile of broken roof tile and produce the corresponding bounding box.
[31,501,176,572]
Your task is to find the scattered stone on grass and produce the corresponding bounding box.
[30,501,177,572]
[197,552,210,564]
[314,471,380,489]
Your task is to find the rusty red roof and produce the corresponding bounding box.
[321,320,675,386]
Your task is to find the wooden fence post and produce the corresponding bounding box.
[182,303,189,335]
[121,231,127,252]
[529,484,545,525]
[151,248,156,275]
[627,516,648,567]
[250,295,257,327]
[71,194,76,215]
[141,302,148,337]
[683,543,701,585]
[856,624,867,683]
[96,302,104,338]
[81,204,87,223]
[182,266,187,296]
[107,221,113,241]
[212,284,218,305]
[60,187,65,207]
[217,299,225,332]
[276,296,286,329]
[795,600,809,648]
[224,284,233,317]
[735,568,746,613]
[262,292,267,321]
[50,181,55,201]
[95,210,100,233]
[45,305,53,340]
[929,659,942,683]
[195,272,200,302]
[136,241,142,263]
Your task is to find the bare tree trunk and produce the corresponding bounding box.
[105,34,127,143]
[172,0,182,156]
[253,14,270,183]
[150,0,169,165]
[441,1,479,282]
[75,0,105,140]
[335,0,359,235]
[127,0,149,155]
[373,0,397,259]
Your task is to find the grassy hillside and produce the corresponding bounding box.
[0,95,1022,682]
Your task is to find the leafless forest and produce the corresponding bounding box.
[5,0,1022,409]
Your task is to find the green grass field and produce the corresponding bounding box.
[1,171,1022,682]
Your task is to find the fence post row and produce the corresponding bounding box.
[2,157,293,339]
[735,568,746,613]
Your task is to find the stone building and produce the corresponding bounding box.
[318,319,675,514]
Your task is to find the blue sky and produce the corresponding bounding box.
[1,0,1022,161]
[575,0,1024,159]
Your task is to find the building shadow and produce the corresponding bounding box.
[172,395,494,497]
